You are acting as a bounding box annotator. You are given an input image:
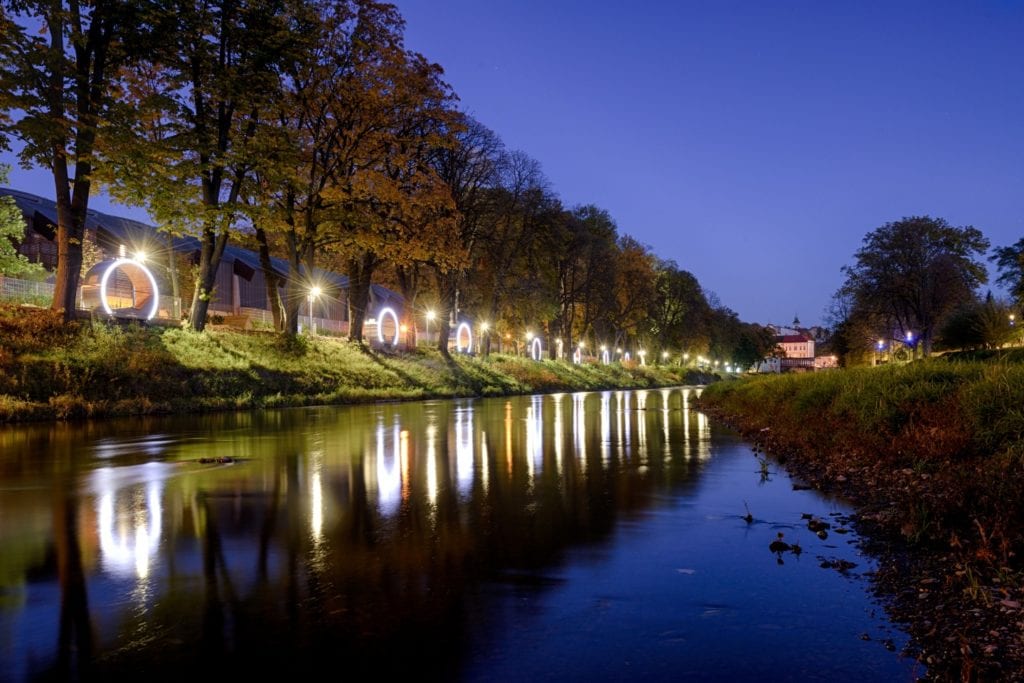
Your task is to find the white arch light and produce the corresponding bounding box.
[99,258,160,320]
[377,307,400,347]
[455,321,473,353]
[530,336,542,361]
[572,347,582,364]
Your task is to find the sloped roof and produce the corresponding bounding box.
[777,334,812,344]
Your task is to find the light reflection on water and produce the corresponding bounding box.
[0,387,919,681]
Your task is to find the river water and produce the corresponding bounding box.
[0,387,923,682]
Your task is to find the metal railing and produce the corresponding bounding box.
[0,275,182,320]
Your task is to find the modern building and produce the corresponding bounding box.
[1,187,404,334]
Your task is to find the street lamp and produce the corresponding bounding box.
[425,309,436,345]
[308,285,322,336]
[662,350,669,363]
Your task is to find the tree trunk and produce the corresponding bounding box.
[50,158,86,322]
[187,226,229,331]
[434,269,457,356]
[347,252,377,343]
[395,264,422,349]
[165,232,181,317]
[54,489,93,679]
[255,224,285,331]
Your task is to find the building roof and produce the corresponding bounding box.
[777,334,812,344]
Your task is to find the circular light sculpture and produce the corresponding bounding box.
[530,336,542,361]
[455,321,473,353]
[555,338,563,359]
[572,347,582,364]
[601,349,610,365]
[92,257,160,320]
[377,307,400,347]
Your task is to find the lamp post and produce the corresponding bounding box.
[307,286,322,336]
[425,310,436,346]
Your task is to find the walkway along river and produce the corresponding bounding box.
[0,387,924,681]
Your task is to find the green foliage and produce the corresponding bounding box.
[835,216,991,357]
[0,166,42,277]
[938,298,1017,351]
[991,237,1024,305]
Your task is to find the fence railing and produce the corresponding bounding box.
[0,275,182,320]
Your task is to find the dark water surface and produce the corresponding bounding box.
[0,388,923,682]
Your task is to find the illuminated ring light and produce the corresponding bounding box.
[555,339,564,359]
[455,322,473,353]
[98,258,160,320]
[530,337,542,361]
[572,347,582,364]
[377,307,400,347]
[601,349,610,364]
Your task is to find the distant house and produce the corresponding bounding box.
[777,333,814,359]
[0,187,404,333]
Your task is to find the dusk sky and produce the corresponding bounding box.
[3,0,1023,327]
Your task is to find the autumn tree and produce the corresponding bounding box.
[336,36,460,343]
[0,0,140,320]
[605,234,657,349]
[837,216,989,356]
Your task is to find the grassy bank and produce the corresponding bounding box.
[696,361,1024,680]
[0,305,709,422]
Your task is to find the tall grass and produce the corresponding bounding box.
[698,361,1024,558]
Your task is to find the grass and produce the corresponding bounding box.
[0,304,712,422]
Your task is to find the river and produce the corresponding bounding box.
[0,387,923,682]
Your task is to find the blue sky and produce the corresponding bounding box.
[4,0,1023,327]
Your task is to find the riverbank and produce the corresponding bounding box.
[695,361,1024,681]
[0,305,714,423]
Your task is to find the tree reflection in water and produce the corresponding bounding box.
[1,389,717,679]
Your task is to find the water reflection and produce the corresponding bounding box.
[0,387,915,681]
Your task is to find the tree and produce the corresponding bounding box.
[937,296,1016,351]
[838,216,990,356]
[647,259,710,355]
[0,0,140,320]
[99,0,293,331]
[0,165,42,276]
[606,234,657,348]
[429,115,504,354]
[992,238,1024,307]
